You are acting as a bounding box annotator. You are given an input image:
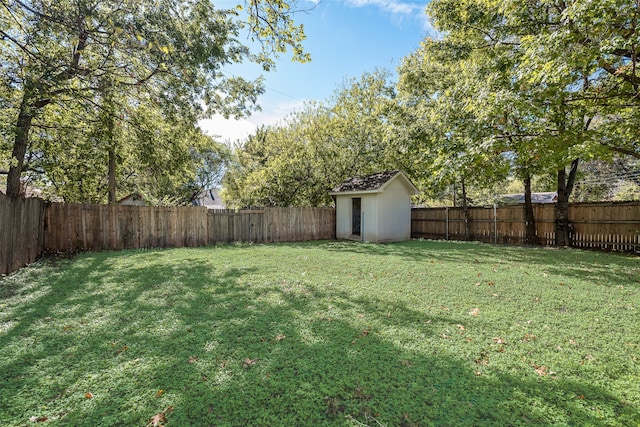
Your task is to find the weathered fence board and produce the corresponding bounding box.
[412,202,640,252]
[42,204,336,252]
[263,207,335,243]
[44,203,209,252]
[4,195,638,277]
[569,202,640,251]
[207,209,266,243]
[0,194,45,275]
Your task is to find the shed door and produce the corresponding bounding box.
[352,198,361,235]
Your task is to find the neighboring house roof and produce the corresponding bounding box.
[1,185,47,199]
[118,193,146,206]
[499,192,558,204]
[192,189,225,209]
[330,170,419,195]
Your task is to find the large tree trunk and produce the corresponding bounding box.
[6,16,87,198]
[5,102,33,197]
[452,181,457,207]
[523,174,537,244]
[108,148,117,204]
[106,94,117,204]
[6,91,51,197]
[555,159,579,247]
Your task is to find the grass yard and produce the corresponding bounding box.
[0,240,639,426]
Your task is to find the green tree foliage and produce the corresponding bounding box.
[0,0,307,200]
[397,0,640,245]
[26,93,231,204]
[223,70,403,207]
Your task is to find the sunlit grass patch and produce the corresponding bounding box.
[0,240,638,426]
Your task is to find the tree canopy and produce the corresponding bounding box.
[222,0,640,247]
[223,70,404,208]
[394,0,640,244]
[0,0,308,202]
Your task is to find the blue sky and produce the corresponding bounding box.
[199,0,433,143]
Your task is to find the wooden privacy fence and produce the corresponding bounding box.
[207,207,336,244]
[412,201,640,252]
[44,204,336,252]
[3,196,638,276]
[45,203,209,251]
[0,194,45,275]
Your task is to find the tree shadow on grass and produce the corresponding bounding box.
[0,249,638,426]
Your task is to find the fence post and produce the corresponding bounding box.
[445,207,449,241]
[494,204,497,244]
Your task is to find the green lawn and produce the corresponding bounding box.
[0,240,638,426]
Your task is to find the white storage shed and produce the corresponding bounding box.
[330,170,418,243]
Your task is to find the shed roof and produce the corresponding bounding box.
[330,170,418,195]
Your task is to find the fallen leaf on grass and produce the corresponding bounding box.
[275,334,286,341]
[582,354,594,364]
[456,324,465,331]
[85,392,93,399]
[148,413,166,427]
[534,366,546,375]
[29,416,48,422]
[242,358,257,368]
[401,413,418,427]
[475,350,489,365]
[147,406,173,427]
[493,337,506,344]
[324,396,344,416]
[188,356,198,364]
[533,365,555,376]
[353,386,371,401]
[469,308,480,316]
[155,390,164,398]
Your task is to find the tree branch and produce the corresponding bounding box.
[601,144,640,159]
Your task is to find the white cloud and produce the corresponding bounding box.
[347,0,424,15]
[198,98,306,145]
[343,0,435,36]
